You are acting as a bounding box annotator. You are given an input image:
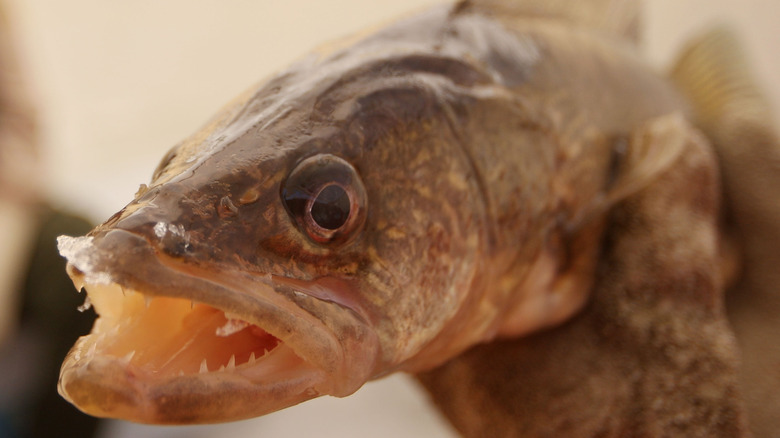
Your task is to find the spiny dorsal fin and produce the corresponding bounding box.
[670,27,771,130]
[670,27,780,265]
[456,0,640,43]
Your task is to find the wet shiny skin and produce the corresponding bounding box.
[58,0,705,427]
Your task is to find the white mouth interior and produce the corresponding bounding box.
[79,282,303,379]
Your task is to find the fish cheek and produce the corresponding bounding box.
[357,129,483,363]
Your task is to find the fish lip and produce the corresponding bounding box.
[57,228,381,423]
[59,335,326,424]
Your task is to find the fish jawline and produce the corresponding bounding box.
[57,230,380,424]
[59,280,328,424]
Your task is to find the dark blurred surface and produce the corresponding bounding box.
[0,207,98,438]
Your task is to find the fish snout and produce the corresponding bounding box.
[57,226,385,423]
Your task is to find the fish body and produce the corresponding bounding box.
[56,0,776,435]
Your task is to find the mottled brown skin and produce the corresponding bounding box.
[61,3,571,421]
[88,28,495,371]
[417,119,748,436]
[57,0,771,433]
[88,3,682,368]
[416,4,763,438]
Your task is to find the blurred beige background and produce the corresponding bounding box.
[3,1,777,437]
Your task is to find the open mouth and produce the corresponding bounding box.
[59,277,328,424]
[74,281,302,380]
[56,231,380,424]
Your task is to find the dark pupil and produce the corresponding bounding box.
[310,185,350,230]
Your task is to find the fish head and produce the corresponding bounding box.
[57,15,504,423]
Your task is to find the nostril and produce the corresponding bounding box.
[218,196,239,218]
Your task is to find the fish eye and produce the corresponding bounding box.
[281,154,366,244]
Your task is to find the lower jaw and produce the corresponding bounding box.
[57,229,384,422]
[59,342,328,424]
[58,284,332,423]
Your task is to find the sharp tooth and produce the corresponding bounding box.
[248,352,256,364]
[199,359,209,374]
[74,278,85,292]
[219,365,225,372]
[144,295,153,308]
[190,300,195,309]
[263,347,269,355]
[77,296,92,312]
[227,355,236,370]
[120,286,127,296]
[87,343,97,357]
[121,350,136,364]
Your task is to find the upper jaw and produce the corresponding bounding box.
[57,228,381,424]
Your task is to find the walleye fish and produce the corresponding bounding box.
[57,0,779,436]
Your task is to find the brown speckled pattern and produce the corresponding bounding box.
[417,116,748,437]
